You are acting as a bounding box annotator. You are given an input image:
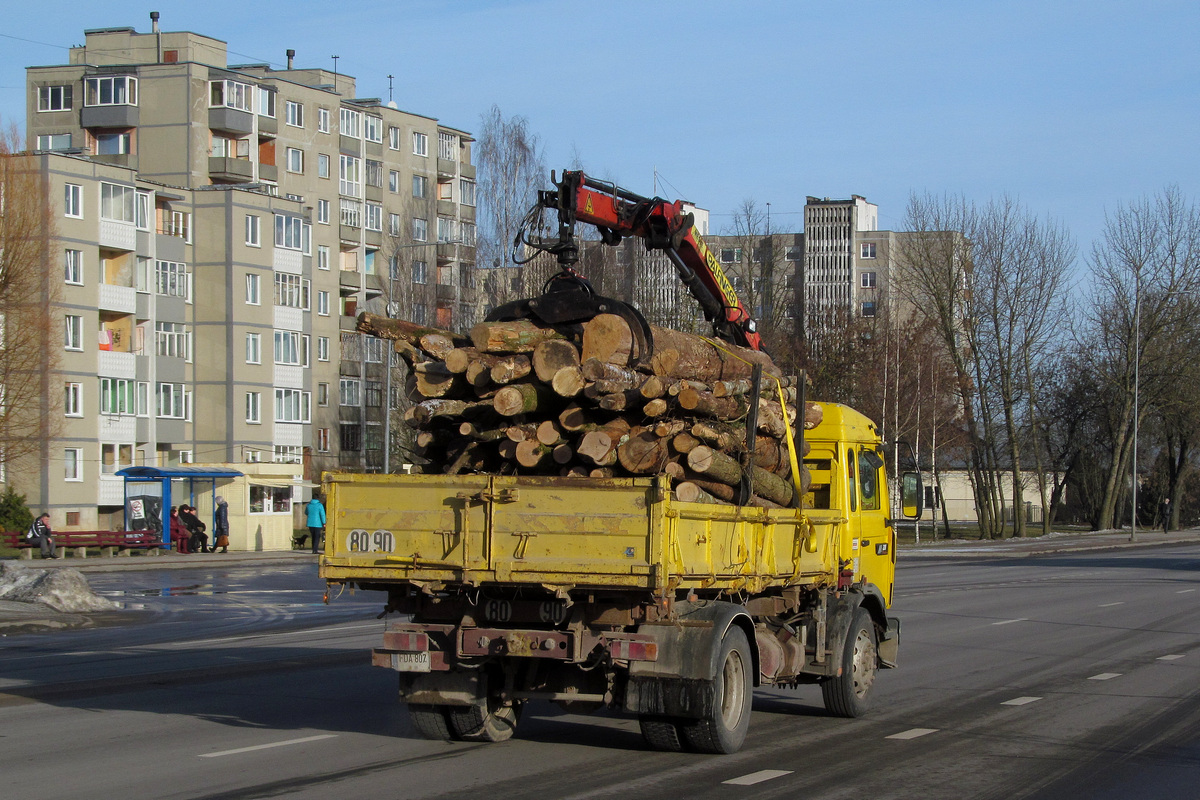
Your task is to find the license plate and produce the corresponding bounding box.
[391,651,431,672]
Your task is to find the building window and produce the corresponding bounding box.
[209,80,251,111]
[365,380,383,407]
[274,330,301,365]
[365,203,383,232]
[786,245,802,261]
[339,379,361,406]
[365,115,383,143]
[100,183,135,223]
[286,147,304,173]
[246,273,261,305]
[316,428,330,452]
[94,131,132,156]
[246,332,261,364]
[155,261,189,299]
[274,389,310,423]
[412,174,428,198]
[101,443,134,475]
[100,377,135,415]
[365,423,383,451]
[861,271,877,289]
[413,218,428,242]
[438,181,453,202]
[86,76,137,107]
[64,315,83,351]
[861,242,877,259]
[389,213,401,236]
[64,383,83,417]
[460,178,476,206]
[246,392,261,424]
[340,423,362,452]
[258,87,275,118]
[285,100,304,128]
[413,260,427,285]
[65,448,83,482]
[157,383,188,419]
[317,290,330,316]
[340,198,361,228]
[411,304,426,324]
[273,446,303,465]
[317,153,330,179]
[134,192,151,231]
[64,184,82,218]
[862,301,877,318]
[365,159,383,188]
[389,170,399,193]
[318,107,331,133]
[38,85,73,112]
[245,214,260,247]
[317,382,329,406]
[339,155,361,197]
[37,133,71,151]
[155,322,191,359]
[412,131,428,156]
[720,248,742,264]
[460,222,476,247]
[317,199,330,225]
[274,214,309,251]
[438,131,457,161]
[317,336,330,361]
[65,250,83,285]
[274,273,310,309]
[317,245,330,271]
[437,217,456,242]
[339,108,362,138]
[364,336,384,363]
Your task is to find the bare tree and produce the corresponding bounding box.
[0,125,61,482]
[1083,186,1200,531]
[475,105,546,312]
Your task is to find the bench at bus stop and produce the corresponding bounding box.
[0,530,165,559]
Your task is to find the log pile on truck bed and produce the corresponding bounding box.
[359,312,820,508]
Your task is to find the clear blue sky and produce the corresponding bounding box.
[2,1,1196,252]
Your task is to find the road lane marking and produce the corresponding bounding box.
[1088,673,1121,681]
[992,618,1027,626]
[200,734,337,758]
[1001,696,1042,706]
[1177,589,1196,594]
[1158,654,1185,661]
[1099,602,1124,607]
[723,770,793,786]
[886,728,938,740]
[184,622,383,646]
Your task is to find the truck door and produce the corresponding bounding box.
[853,446,894,604]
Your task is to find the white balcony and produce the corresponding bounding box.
[97,350,136,379]
[97,477,125,507]
[98,414,137,442]
[273,306,303,332]
[274,365,303,389]
[99,219,136,251]
[273,421,304,447]
[98,283,137,314]
[273,248,303,274]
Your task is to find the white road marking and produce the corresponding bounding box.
[886,728,938,740]
[199,734,337,758]
[1001,696,1042,706]
[723,770,793,786]
[1099,602,1124,607]
[1158,654,1185,661]
[1088,673,1121,681]
[1177,589,1196,594]
[184,622,383,647]
[991,618,1027,626]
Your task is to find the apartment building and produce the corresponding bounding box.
[21,21,476,528]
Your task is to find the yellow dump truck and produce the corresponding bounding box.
[320,402,920,754]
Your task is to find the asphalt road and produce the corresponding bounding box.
[2,547,1199,800]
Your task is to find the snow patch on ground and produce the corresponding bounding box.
[0,562,120,612]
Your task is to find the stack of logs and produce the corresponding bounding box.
[359,311,821,508]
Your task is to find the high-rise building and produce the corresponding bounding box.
[18,21,476,528]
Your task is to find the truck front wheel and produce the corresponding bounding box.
[821,607,878,718]
[680,625,753,754]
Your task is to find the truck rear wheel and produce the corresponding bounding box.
[680,625,753,754]
[821,607,878,718]
[639,716,685,752]
[407,704,457,741]
[447,691,521,742]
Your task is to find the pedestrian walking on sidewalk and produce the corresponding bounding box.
[1160,497,1172,534]
[306,494,326,554]
[26,513,57,559]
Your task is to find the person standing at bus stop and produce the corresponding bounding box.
[306,494,326,554]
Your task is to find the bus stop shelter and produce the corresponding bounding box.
[116,466,245,544]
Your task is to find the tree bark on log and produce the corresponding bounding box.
[470,319,571,353]
[358,313,469,349]
[490,354,532,385]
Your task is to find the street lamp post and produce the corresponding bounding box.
[1131,279,1140,543]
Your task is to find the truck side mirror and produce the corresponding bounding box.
[901,472,924,519]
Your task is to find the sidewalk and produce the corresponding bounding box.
[1,549,317,574]
[901,526,1200,558]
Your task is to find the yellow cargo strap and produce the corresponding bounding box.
[700,338,804,501]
